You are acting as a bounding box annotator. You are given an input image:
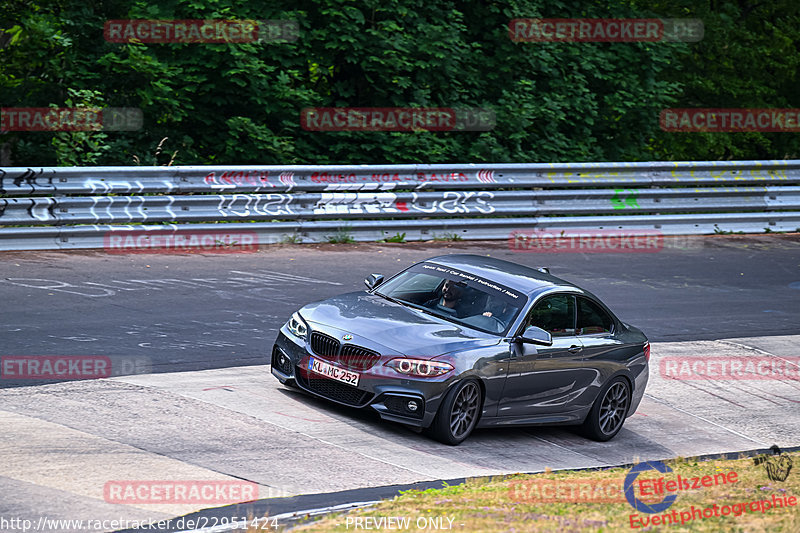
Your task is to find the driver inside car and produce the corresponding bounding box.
[424,279,465,316]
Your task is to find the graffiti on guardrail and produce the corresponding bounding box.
[311,171,470,189]
[213,191,496,217]
[611,189,640,209]
[0,197,57,222]
[0,167,55,194]
[201,169,474,192]
[1,162,799,248]
[0,190,498,223]
[217,193,295,217]
[84,177,175,194]
[203,170,273,189]
[87,195,157,223]
[1,164,796,198]
[409,191,495,214]
[309,191,494,215]
[312,192,399,215]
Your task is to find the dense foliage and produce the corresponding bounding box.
[1,0,798,165]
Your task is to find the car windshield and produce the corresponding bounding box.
[375,263,525,335]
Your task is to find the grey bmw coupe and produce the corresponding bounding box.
[271,254,649,445]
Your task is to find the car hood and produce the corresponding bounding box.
[299,291,500,358]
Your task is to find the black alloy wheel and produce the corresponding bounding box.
[428,379,482,445]
[581,377,631,441]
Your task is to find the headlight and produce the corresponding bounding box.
[385,358,453,377]
[286,312,308,339]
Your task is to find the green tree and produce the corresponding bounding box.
[7,0,791,165]
[638,0,800,160]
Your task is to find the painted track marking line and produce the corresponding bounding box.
[529,434,609,464]
[643,393,766,446]
[121,378,436,478]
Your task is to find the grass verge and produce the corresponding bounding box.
[285,452,799,532]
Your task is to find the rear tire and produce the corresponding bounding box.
[427,379,482,445]
[581,376,631,441]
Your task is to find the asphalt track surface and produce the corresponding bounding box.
[1,235,799,532]
[2,234,799,380]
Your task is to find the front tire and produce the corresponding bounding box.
[428,379,482,445]
[581,376,631,441]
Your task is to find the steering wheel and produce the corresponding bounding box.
[467,314,505,333]
[434,303,458,316]
[485,315,505,333]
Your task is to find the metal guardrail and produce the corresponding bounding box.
[1,160,799,250]
[2,160,800,195]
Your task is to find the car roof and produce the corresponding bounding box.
[423,254,581,297]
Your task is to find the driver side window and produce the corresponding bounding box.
[525,294,576,337]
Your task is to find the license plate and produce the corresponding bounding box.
[308,357,360,387]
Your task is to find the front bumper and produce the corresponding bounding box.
[271,328,451,428]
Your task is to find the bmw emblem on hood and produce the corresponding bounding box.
[342,334,353,341]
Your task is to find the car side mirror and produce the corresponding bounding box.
[364,273,385,290]
[515,326,553,346]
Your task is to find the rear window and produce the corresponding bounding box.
[577,297,614,335]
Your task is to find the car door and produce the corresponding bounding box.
[498,293,592,419]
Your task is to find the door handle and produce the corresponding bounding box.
[568,345,583,354]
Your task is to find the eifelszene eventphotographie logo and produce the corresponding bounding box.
[625,461,679,514]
